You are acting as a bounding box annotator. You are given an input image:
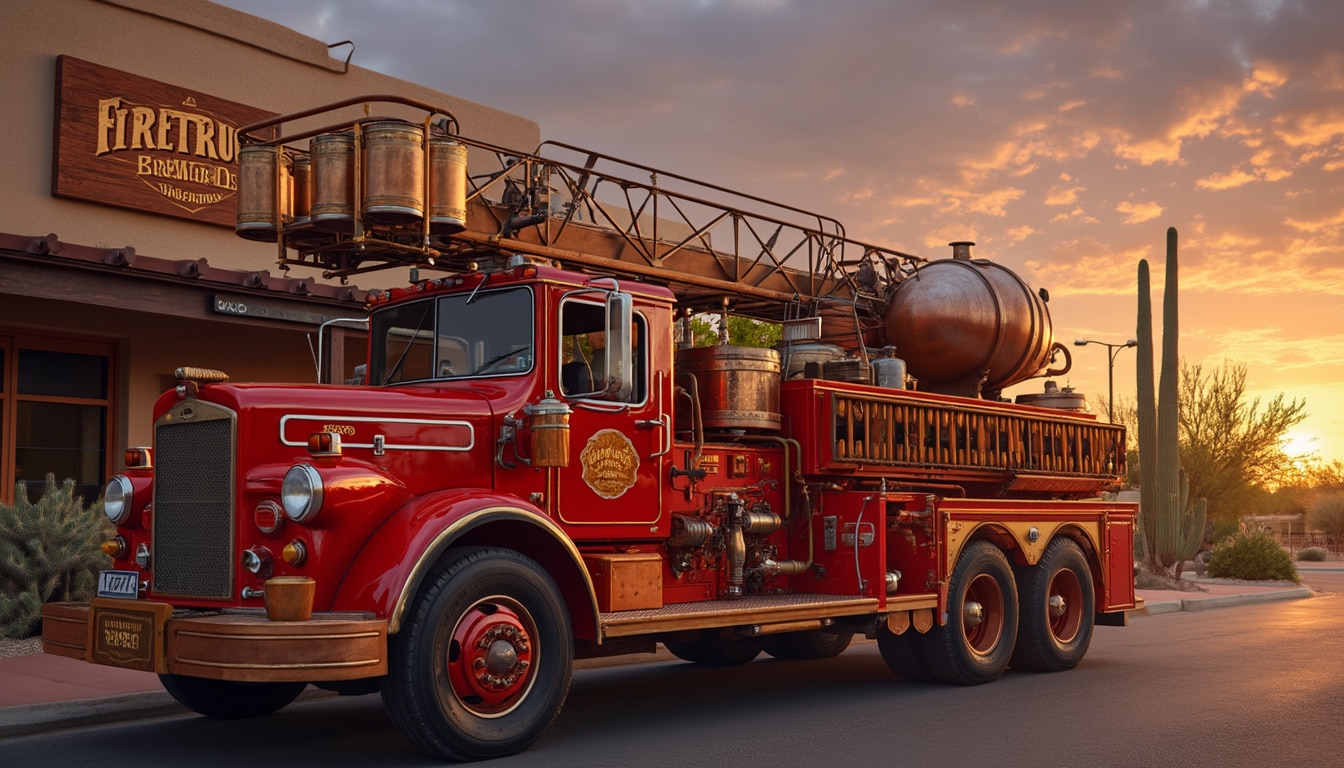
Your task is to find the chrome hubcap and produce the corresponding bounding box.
[963,600,984,628]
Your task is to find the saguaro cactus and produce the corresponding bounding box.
[1136,228,1206,576]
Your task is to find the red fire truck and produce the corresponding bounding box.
[43,96,1137,762]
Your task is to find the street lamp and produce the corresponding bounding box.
[1073,338,1138,423]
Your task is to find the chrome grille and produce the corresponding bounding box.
[153,405,235,598]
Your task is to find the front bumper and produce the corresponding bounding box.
[42,600,388,683]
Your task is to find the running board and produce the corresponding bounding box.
[599,594,890,639]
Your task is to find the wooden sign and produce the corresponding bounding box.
[52,56,276,227]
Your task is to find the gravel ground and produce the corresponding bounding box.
[0,637,44,659]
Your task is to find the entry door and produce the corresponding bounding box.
[554,304,666,537]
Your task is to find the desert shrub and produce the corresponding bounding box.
[1307,492,1344,546]
[1205,527,1299,582]
[1210,517,1242,544]
[1296,547,1328,562]
[0,475,112,638]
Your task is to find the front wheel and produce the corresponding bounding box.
[158,675,306,719]
[921,540,1018,685]
[1012,538,1095,672]
[381,547,573,762]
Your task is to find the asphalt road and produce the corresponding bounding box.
[6,573,1342,767]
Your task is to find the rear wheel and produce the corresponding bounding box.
[664,631,764,666]
[877,627,934,682]
[763,630,854,660]
[921,540,1017,685]
[381,547,572,762]
[158,675,306,719]
[1012,538,1095,672]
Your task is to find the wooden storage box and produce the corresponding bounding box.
[584,552,663,612]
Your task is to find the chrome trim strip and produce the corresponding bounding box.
[174,658,383,670]
[279,413,476,452]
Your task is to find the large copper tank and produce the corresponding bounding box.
[675,346,781,432]
[884,242,1069,397]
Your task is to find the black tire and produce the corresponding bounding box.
[921,540,1018,685]
[664,631,764,666]
[158,674,306,719]
[876,626,934,682]
[1012,538,1095,672]
[381,547,573,762]
[763,630,854,660]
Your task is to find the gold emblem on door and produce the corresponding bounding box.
[580,429,639,499]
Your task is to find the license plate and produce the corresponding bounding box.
[97,569,140,599]
[88,598,172,673]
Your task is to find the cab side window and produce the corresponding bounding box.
[559,301,645,403]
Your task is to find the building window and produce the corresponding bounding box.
[0,332,114,505]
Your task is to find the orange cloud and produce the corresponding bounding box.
[1045,174,1084,206]
[1277,113,1344,148]
[968,187,1026,217]
[1116,200,1163,224]
[1196,169,1257,190]
[1022,245,1148,296]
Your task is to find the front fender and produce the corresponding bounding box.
[333,488,599,641]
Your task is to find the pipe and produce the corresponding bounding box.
[727,522,746,598]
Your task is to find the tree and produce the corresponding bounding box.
[1309,460,1344,494]
[1107,365,1309,528]
[1178,361,1307,524]
[1306,492,1344,550]
[688,316,782,348]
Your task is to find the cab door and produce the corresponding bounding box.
[553,299,670,539]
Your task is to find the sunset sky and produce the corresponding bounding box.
[216,0,1344,464]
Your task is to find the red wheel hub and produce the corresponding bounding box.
[447,599,536,716]
[961,573,1004,655]
[1047,568,1083,643]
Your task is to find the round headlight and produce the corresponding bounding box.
[105,474,134,524]
[281,464,323,522]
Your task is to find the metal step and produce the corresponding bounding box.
[598,593,882,639]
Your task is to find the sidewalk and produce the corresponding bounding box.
[1,566,1332,740]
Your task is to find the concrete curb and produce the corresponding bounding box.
[0,691,183,740]
[1137,587,1314,617]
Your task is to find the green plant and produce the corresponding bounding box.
[1206,527,1299,582]
[1307,491,1344,547]
[1135,229,1206,577]
[1296,547,1328,562]
[0,474,112,638]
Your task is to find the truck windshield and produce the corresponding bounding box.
[368,286,534,385]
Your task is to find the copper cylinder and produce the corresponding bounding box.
[675,346,781,432]
[235,145,290,242]
[362,120,424,226]
[289,153,311,221]
[283,153,325,243]
[428,137,468,234]
[885,248,1057,396]
[310,132,355,233]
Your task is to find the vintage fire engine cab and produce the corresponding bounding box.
[43,96,1138,762]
